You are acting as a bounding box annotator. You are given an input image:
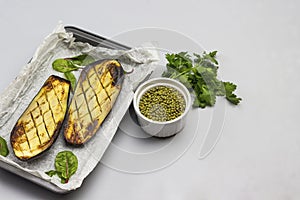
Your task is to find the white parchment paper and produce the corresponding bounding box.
[0,23,159,191]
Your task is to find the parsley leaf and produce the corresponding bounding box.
[224,82,242,105]
[163,51,242,108]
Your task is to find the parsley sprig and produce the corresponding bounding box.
[162,51,241,108]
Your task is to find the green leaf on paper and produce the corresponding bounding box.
[46,151,78,184]
[0,136,9,157]
[64,72,77,92]
[52,54,96,92]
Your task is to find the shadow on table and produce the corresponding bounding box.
[0,162,105,200]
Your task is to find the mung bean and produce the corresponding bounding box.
[139,86,186,122]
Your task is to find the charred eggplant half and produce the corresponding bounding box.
[11,75,70,161]
[64,59,124,145]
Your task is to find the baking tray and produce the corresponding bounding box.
[0,26,130,193]
[66,26,130,50]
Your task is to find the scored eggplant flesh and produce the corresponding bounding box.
[10,75,70,161]
[64,59,124,145]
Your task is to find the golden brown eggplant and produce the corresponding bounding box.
[64,59,124,145]
[10,75,70,161]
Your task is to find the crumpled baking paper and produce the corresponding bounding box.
[0,23,159,191]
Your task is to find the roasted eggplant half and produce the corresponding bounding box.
[64,59,124,145]
[11,75,70,161]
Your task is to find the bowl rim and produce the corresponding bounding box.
[133,77,191,125]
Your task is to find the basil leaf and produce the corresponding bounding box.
[45,151,78,184]
[52,59,79,73]
[64,72,76,91]
[0,136,9,157]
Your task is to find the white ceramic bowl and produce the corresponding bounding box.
[133,77,191,137]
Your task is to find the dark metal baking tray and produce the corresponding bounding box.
[65,26,130,50]
[0,25,131,193]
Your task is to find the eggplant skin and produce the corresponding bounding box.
[10,75,70,161]
[64,59,124,145]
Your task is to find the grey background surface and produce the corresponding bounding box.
[0,0,300,199]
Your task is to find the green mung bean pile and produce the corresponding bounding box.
[139,85,186,122]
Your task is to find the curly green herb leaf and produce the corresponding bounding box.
[46,151,78,184]
[0,136,9,157]
[224,82,242,105]
[163,51,241,108]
